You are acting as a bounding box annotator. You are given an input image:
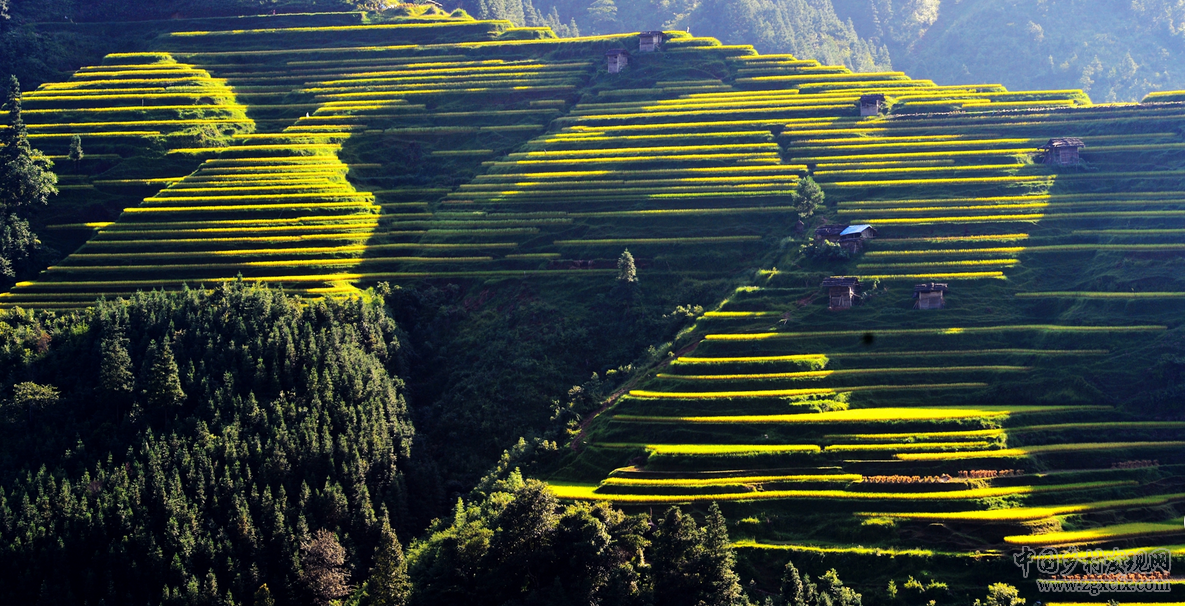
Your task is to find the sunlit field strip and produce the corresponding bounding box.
[28,131,161,138]
[656,366,1028,380]
[855,260,1019,270]
[1072,228,1185,236]
[23,105,248,114]
[458,175,802,189]
[13,270,618,290]
[559,105,854,122]
[703,325,1166,341]
[601,474,864,487]
[69,241,518,258]
[614,443,822,455]
[156,185,355,194]
[736,71,907,82]
[861,211,1185,224]
[509,143,780,158]
[539,130,772,143]
[830,428,1004,441]
[550,480,1132,504]
[781,113,1185,138]
[793,149,1038,162]
[486,153,782,166]
[731,541,954,558]
[1008,421,1185,434]
[815,164,1022,177]
[792,131,1158,146]
[47,257,495,272]
[553,236,761,246]
[897,441,1185,461]
[474,166,804,180]
[669,349,1104,364]
[123,203,375,213]
[839,198,1185,214]
[701,311,781,317]
[617,404,1108,425]
[169,144,342,154]
[25,120,249,129]
[786,137,1033,151]
[867,244,1185,257]
[628,383,987,399]
[1015,292,1185,299]
[824,441,993,452]
[861,493,1185,522]
[829,175,1052,187]
[1003,522,1185,546]
[85,233,376,245]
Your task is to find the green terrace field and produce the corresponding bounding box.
[6,9,1185,598]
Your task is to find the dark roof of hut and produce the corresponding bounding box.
[913,282,949,295]
[822,276,861,288]
[640,30,664,36]
[1041,137,1085,149]
[860,93,886,103]
[815,224,848,238]
[605,49,629,56]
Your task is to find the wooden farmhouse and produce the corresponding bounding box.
[859,93,885,117]
[639,31,664,52]
[814,224,878,252]
[822,277,860,310]
[838,224,877,247]
[914,282,948,310]
[1039,137,1085,166]
[605,49,629,73]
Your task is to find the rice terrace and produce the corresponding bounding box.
[1,1,1185,604]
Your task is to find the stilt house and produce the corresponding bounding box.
[859,93,885,117]
[822,277,860,310]
[606,49,629,73]
[1039,138,1085,166]
[913,283,948,310]
[639,31,664,52]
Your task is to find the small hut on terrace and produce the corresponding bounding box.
[814,224,847,242]
[1039,138,1085,166]
[639,31,664,52]
[605,49,629,73]
[822,276,860,310]
[914,283,948,310]
[838,224,877,249]
[859,93,885,117]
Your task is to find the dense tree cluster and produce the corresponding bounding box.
[0,284,417,605]
[407,475,753,606]
[0,76,56,285]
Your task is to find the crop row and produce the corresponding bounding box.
[897,441,1185,461]
[656,366,1028,381]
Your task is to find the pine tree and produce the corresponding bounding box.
[368,519,411,606]
[0,76,55,283]
[781,560,806,606]
[100,330,135,398]
[0,76,57,210]
[67,135,84,171]
[143,338,186,408]
[616,249,637,284]
[700,502,746,606]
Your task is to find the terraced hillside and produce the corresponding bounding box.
[3,7,1185,596]
[549,64,1185,579]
